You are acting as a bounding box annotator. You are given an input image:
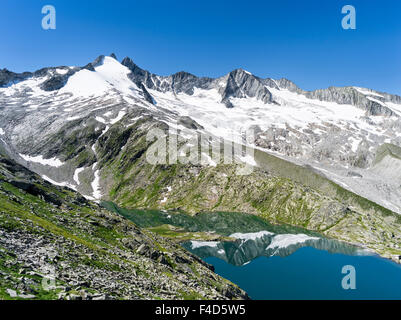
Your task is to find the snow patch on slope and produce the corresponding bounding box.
[354,87,384,98]
[20,154,64,168]
[110,110,126,124]
[41,175,76,191]
[91,167,102,199]
[73,167,85,185]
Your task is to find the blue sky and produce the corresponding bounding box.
[0,0,400,94]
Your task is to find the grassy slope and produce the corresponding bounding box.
[0,156,247,300]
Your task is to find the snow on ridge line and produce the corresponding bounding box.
[0,128,4,135]
[266,234,319,250]
[56,68,69,75]
[230,231,274,241]
[190,241,220,249]
[20,154,64,168]
[354,87,384,98]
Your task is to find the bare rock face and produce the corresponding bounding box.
[40,69,77,91]
[0,69,32,87]
[275,78,303,93]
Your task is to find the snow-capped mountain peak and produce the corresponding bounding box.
[59,55,141,97]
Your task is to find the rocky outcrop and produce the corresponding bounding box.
[219,69,275,105]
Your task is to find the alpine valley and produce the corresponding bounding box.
[1,54,401,299]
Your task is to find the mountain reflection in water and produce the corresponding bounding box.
[182,231,369,266]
